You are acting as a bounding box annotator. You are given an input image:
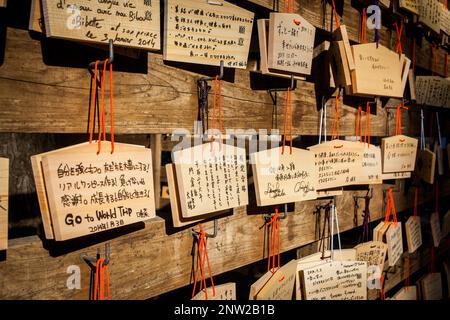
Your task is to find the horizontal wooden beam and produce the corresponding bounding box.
[0,182,446,299]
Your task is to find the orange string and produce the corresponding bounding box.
[95,59,114,155]
[93,258,110,300]
[89,61,99,144]
[365,102,371,146]
[192,224,215,299]
[361,9,367,44]
[331,93,340,140]
[393,19,404,56]
[331,0,340,28]
[267,209,281,273]
[395,102,408,136]
[385,188,398,226]
[282,88,293,155]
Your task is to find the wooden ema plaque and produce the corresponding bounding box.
[332,25,354,71]
[308,140,364,190]
[419,0,442,34]
[355,241,388,279]
[441,4,450,35]
[251,147,317,207]
[173,142,248,218]
[434,142,444,176]
[420,273,443,300]
[330,40,352,88]
[255,259,297,300]
[0,158,8,251]
[351,43,403,98]
[192,282,236,300]
[430,212,442,248]
[399,0,419,14]
[164,0,254,69]
[358,144,382,185]
[381,135,418,173]
[41,0,161,50]
[382,171,411,180]
[295,253,330,300]
[249,269,273,300]
[373,221,403,266]
[391,286,417,300]
[415,76,450,107]
[41,142,156,241]
[405,216,422,253]
[386,222,403,267]
[416,148,436,184]
[30,0,45,33]
[165,163,222,228]
[31,142,145,239]
[267,12,315,76]
[301,261,368,300]
[256,19,305,80]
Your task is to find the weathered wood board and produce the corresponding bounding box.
[381,135,418,173]
[0,0,6,8]
[351,43,403,98]
[0,158,8,251]
[308,140,363,190]
[41,0,161,50]
[163,0,254,69]
[251,147,317,207]
[267,12,315,75]
[173,142,248,218]
[405,216,422,253]
[42,142,156,241]
[192,282,236,300]
[301,261,368,300]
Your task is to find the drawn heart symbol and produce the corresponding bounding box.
[293,19,301,26]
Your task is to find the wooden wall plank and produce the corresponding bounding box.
[0,28,399,136]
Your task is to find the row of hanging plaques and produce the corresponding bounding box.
[244,201,450,301]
